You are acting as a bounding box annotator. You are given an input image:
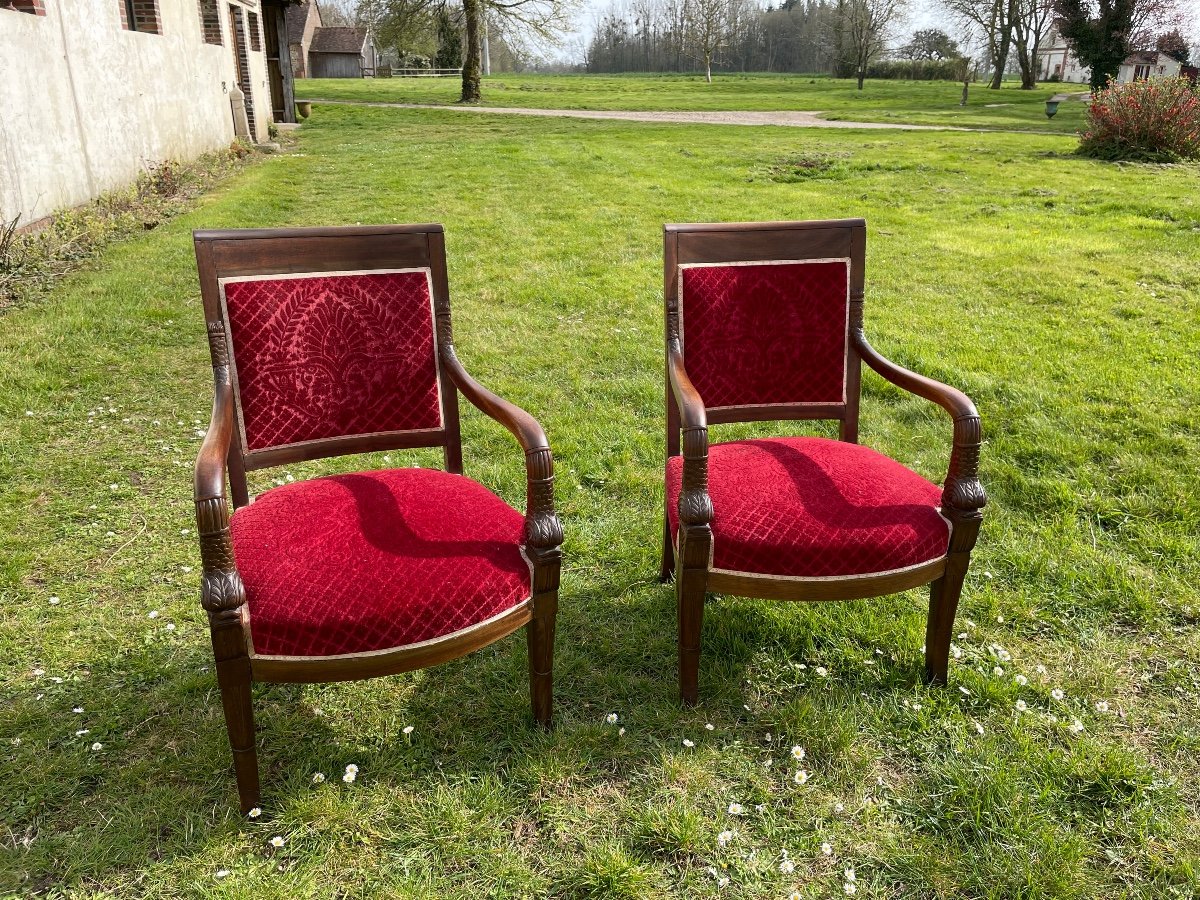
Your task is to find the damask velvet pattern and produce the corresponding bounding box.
[667,437,949,578]
[680,260,849,409]
[221,271,442,452]
[230,468,531,657]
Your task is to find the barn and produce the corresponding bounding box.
[309,25,377,78]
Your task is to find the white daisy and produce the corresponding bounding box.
[248,807,262,818]
[780,859,796,874]
[91,742,103,751]
[215,869,230,879]
[605,713,618,725]
[345,764,359,774]
[1015,674,1028,686]
[682,738,695,748]
[1015,699,1028,712]
[844,883,857,895]
[790,745,805,761]
[1068,719,1084,734]
[821,841,833,855]
[402,725,414,735]
[49,597,61,606]
[845,867,856,882]
[727,802,744,816]
[1095,700,1110,713]
[705,723,715,731]
[1051,688,1065,701]
[312,772,325,783]
[269,836,285,848]
[343,771,356,783]
[815,666,828,677]
[717,829,735,847]
[794,770,809,785]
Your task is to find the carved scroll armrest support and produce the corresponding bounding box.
[852,332,987,519]
[195,321,245,615]
[667,345,713,529]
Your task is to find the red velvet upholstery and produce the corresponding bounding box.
[230,468,531,657]
[667,437,949,578]
[221,271,442,452]
[679,260,849,409]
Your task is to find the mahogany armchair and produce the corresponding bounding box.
[661,220,986,703]
[192,225,562,812]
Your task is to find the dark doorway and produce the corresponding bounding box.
[229,4,257,138]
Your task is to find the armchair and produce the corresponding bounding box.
[661,220,985,703]
[192,225,562,811]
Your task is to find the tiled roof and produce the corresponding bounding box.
[285,0,319,44]
[310,25,368,53]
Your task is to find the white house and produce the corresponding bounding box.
[1117,50,1183,83]
[1038,30,1091,83]
[0,0,297,229]
[1038,29,1190,86]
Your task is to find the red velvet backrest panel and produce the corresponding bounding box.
[679,259,850,410]
[219,269,442,453]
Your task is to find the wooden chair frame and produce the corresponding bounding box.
[661,220,986,703]
[193,225,562,811]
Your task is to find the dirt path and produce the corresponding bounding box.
[298,99,970,131]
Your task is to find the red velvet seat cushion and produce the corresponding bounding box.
[230,468,531,657]
[680,260,849,410]
[666,437,949,579]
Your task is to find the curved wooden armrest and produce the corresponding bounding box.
[442,351,563,555]
[667,345,713,529]
[854,333,987,517]
[193,345,246,614]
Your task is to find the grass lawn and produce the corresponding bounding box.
[299,73,1090,134]
[2,105,1200,898]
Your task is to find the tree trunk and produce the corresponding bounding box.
[857,66,865,89]
[460,0,482,103]
[705,53,712,82]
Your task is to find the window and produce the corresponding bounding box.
[198,0,221,43]
[248,10,261,51]
[120,0,161,33]
[1,0,46,15]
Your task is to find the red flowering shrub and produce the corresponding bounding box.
[1079,77,1200,162]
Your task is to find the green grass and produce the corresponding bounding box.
[299,72,1090,133]
[2,104,1199,898]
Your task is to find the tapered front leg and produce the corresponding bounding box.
[676,522,711,705]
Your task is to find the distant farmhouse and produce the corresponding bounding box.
[285,0,378,78]
[1038,30,1196,85]
[0,0,299,229]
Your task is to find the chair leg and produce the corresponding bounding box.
[924,550,971,686]
[677,564,707,706]
[527,607,556,728]
[215,656,260,813]
[660,515,675,582]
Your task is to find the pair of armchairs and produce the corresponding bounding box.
[192,221,985,811]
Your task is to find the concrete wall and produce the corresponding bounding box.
[0,0,274,227]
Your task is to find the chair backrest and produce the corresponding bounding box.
[194,225,462,507]
[664,219,866,441]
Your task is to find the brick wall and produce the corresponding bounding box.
[198,0,221,43]
[120,0,162,33]
[1,0,47,15]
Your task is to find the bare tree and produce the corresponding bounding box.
[840,0,908,89]
[459,0,576,100]
[683,0,733,81]
[941,0,1018,88]
[1012,0,1054,87]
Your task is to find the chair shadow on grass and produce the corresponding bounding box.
[3,540,933,893]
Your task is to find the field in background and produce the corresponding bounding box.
[299,73,1089,133]
[2,104,1198,897]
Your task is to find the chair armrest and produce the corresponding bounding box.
[667,345,713,528]
[193,326,246,614]
[853,332,987,517]
[442,351,563,555]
